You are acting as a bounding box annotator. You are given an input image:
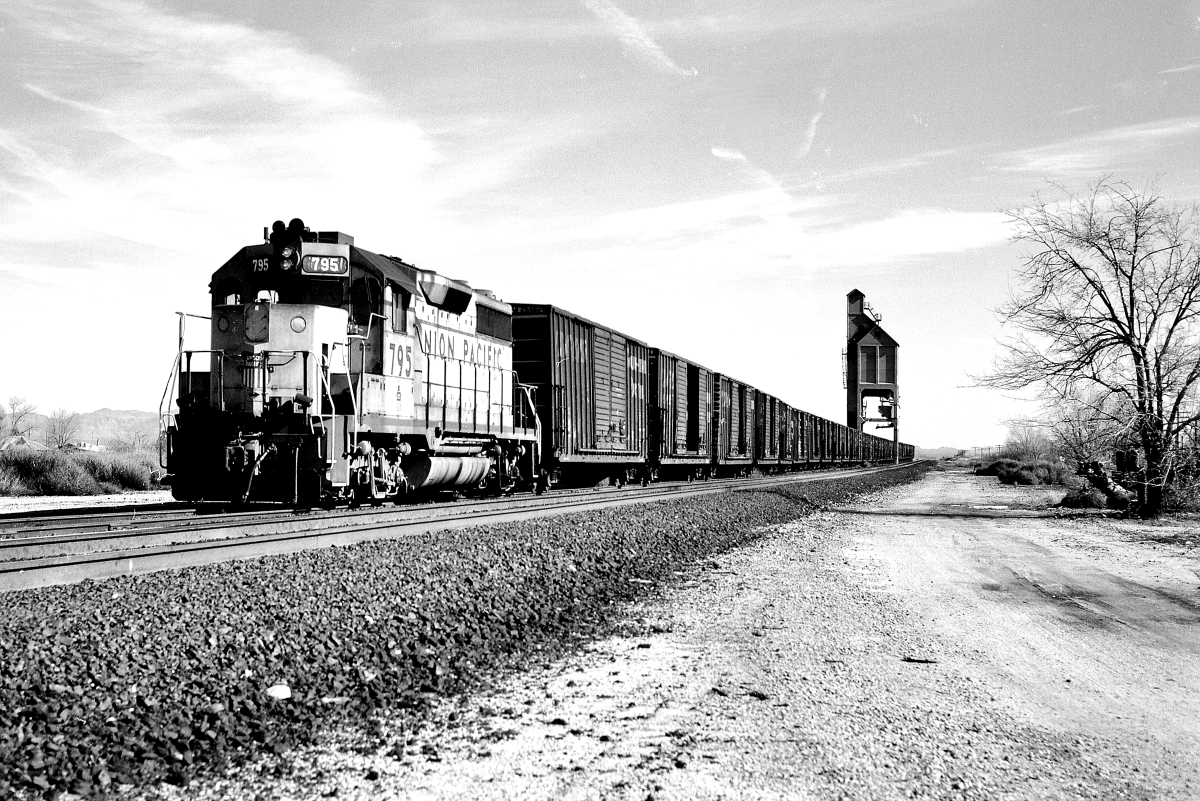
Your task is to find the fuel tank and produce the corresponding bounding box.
[403,454,490,489]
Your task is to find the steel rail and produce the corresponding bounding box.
[0,475,762,538]
[0,503,190,535]
[0,464,917,592]
[0,470,845,561]
[0,480,712,541]
[0,465,891,560]
[0,466,870,541]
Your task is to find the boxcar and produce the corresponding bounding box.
[713,374,756,476]
[511,304,649,486]
[816,416,831,466]
[648,348,714,480]
[782,406,801,467]
[753,390,782,471]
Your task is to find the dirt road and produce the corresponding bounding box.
[166,467,1200,800]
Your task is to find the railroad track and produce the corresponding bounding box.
[0,502,191,538]
[0,464,915,592]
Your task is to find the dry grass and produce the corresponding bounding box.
[0,449,157,496]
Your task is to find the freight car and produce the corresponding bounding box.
[161,221,914,506]
[511,304,650,488]
[647,348,713,482]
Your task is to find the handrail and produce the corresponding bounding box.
[158,312,211,468]
[336,340,359,453]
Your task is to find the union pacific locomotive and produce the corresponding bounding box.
[161,220,913,507]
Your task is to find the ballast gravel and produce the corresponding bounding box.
[136,472,1187,801]
[1,467,928,798]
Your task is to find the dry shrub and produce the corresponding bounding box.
[984,459,1069,486]
[974,459,1020,477]
[1060,485,1108,508]
[0,464,30,496]
[0,451,101,495]
[73,451,155,491]
[1163,480,1200,513]
[0,450,157,496]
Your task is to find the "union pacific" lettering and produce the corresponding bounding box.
[421,328,509,369]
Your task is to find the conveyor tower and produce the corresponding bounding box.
[845,289,899,463]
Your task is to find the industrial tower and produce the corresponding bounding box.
[845,289,899,463]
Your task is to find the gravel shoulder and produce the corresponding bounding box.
[0,490,173,515]
[146,467,1200,800]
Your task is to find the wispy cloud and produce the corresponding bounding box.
[498,180,1008,276]
[602,0,1000,42]
[0,0,587,264]
[1159,63,1200,75]
[798,86,828,159]
[0,0,450,254]
[805,209,1011,266]
[1056,104,1098,116]
[711,147,747,162]
[997,117,1200,175]
[811,148,963,186]
[424,0,994,45]
[582,0,692,76]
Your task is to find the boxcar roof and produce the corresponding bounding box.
[510,303,649,346]
[649,346,717,375]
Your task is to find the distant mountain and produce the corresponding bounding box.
[19,408,158,450]
[916,447,963,460]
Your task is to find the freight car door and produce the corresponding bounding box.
[592,327,627,450]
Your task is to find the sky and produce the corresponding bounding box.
[3,0,1200,450]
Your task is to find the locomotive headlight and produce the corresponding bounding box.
[281,245,296,271]
[217,315,231,333]
[290,315,307,333]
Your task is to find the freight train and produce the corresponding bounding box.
[160,220,914,507]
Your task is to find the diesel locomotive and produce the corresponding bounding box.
[160,219,913,507]
[163,219,541,507]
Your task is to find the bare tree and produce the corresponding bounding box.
[980,180,1200,515]
[1038,390,1133,466]
[1000,423,1055,462]
[109,423,157,453]
[5,396,37,439]
[47,409,81,448]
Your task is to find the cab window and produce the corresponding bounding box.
[350,276,381,326]
[391,286,410,333]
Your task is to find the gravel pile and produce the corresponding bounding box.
[0,465,928,798]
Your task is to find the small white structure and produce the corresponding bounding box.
[64,441,104,452]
